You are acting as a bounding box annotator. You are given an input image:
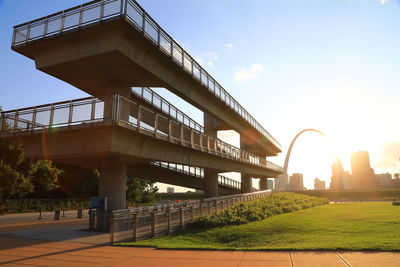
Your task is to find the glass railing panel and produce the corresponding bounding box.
[153,94,161,109]
[71,102,91,123]
[53,106,70,125]
[29,22,45,40]
[103,0,121,18]
[159,32,171,55]
[94,102,105,119]
[35,109,51,127]
[63,10,80,30]
[172,44,183,65]
[183,53,192,73]
[82,4,102,24]
[126,0,143,27]
[144,18,158,42]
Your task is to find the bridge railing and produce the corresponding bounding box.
[151,161,241,190]
[12,0,281,151]
[117,95,281,172]
[131,87,204,133]
[110,189,272,243]
[0,94,282,173]
[0,96,110,133]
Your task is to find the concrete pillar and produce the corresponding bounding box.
[259,178,268,191]
[240,134,252,193]
[203,113,219,198]
[204,168,219,198]
[98,162,127,211]
[241,173,252,193]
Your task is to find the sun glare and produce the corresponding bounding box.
[286,89,387,189]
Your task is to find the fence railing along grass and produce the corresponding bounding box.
[110,190,272,244]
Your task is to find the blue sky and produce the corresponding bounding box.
[1,0,399,190]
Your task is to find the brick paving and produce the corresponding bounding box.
[0,218,400,266]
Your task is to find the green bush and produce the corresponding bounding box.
[191,192,328,228]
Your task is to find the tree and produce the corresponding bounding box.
[126,177,158,204]
[56,163,99,198]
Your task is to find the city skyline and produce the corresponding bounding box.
[1,0,399,191]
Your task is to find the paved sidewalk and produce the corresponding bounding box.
[1,236,400,267]
[1,218,400,266]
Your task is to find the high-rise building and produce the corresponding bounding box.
[350,151,377,189]
[289,173,304,190]
[330,158,345,190]
[375,173,392,187]
[314,178,326,190]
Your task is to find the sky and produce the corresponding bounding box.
[0,0,399,191]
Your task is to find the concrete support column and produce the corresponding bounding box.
[241,173,252,193]
[259,178,268,191]
[98,162,127,211]
[203,113,219,198]
[240,134,252,193]
[204,168,219,198]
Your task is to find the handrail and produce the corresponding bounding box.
[11,0,281,151]
[131,87,204,133]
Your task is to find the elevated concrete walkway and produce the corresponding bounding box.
[11,0,280,157]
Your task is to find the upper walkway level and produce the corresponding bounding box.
[0,95,282,177]
[11,0,281,157]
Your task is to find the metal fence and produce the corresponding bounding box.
[11,0,281,151]
[110,190,271,243]
[131,87,204,133]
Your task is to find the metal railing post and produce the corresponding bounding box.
[110,214,114,244]
[179,207,184,230]
[151,212,155,237]
[166,208,171,233]
[132,213,137,242]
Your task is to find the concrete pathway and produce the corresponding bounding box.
[0,217,400,266]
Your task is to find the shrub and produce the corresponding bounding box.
[190,192,328,228]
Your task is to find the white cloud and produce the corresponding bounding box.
[233,63,265,83]
[207,61,214,67]
[224,43,233,48]
[380,0,389,4]
[211,52,219,60]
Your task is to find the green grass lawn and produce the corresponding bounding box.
[118,202,400,251]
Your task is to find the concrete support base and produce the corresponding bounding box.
[241,174,252,193]
[204,168,219,198]
[98,162,127,211]
[259,178,268,191]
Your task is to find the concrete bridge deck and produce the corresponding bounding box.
[0,95,281,177]
[11,0,280,157]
